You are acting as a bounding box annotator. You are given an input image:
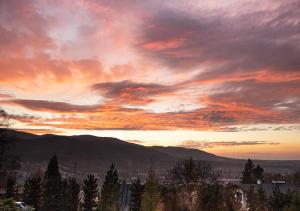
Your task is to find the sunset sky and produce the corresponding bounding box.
[0,0,299,159]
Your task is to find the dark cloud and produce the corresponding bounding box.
[176,140,280,149]
[0,99,101,113]
[140,1,300,75]
[92,80,177,105]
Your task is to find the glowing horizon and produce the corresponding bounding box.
[0,0,299,159]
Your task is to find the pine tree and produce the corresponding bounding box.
[254,165,264,181]
[242,159,256,184]
[83,174,98,211]
[68,177,80,211]
[141,165,160,211]
[269,185,288,211]
[130,178,144,211]
[58,178,69,210]
[23,174,42,210]
[5,176,17,199]
[99,163,120,211]
[42,155,61,211]
[257,186,268,211]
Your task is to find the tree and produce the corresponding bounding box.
[254,165,264,181]
[197,183,225,211]
[169,158,216,210]
[58,178,69,210]
[83,174,98,211]
[68,177,80,211]
[99,163,120,211]
[242,159,256,184]
[141,165,160,211]
[5,176,17,199]
[0,110,20,189]
[245,186,259,211]
[42,155,61,211]
[284,191,300,211]
[269,186,289,211]
[23,174,42,210]
[257,186,269,211]
[130,178,144,211]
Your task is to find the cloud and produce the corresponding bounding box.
[139,1,300,74]
[1,99,101,113]
[176,140,280,149]
[92,80,177,105]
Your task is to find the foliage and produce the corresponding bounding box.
[269,186,290,211]
[67,177,80,211]
[42,155,61,211]
[0,198,18,211]
[23,174,42,210]
[130,178,144,211]
[141,164,160,211]
[284,191,300,211]
[5,176,17,199]
[99,163,120,211]
[0,110,20,190]
[83,174,98,211]
[197,183,225,211]
[242,159,264,184]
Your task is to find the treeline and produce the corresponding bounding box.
[1,156,300,211]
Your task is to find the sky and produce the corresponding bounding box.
[0,0,299,160]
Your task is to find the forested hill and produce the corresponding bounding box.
[1,129,299,180]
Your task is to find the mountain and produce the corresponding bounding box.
[1,129,299,181]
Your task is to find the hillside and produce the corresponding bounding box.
[1,129,299,181]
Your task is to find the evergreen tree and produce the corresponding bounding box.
[68,177,80,211]
[130,178,144,211]
[83,174,98,211]
[5,176,17,199]
[59,178,69,210]
[23,174,42,210]
[269,186,288,211]
[245,186,259,211]
[99,163,120,211]
[141,165,160,211]
[42,155,61,211]
[254,165,264,181]
[242,159,256,184]
[257,186,269,211]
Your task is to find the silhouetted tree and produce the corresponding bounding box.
[257,186,269,211]
[68,177,80,211]
[141,164,160,211]
[169,158,217,210]
[197,183,225,211]
[130,178,144,211]
[242,159,256,184]
[5,176,17,199]
[83,174,98,211]
[42,155,61,211]
[99,163,120,211]
[23,174,42,210]
[269,186,289,211]
[0,110,20,189]
[254,165,264,181]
